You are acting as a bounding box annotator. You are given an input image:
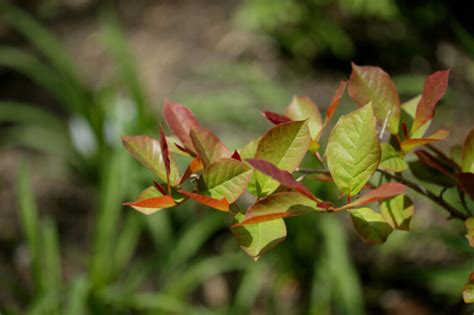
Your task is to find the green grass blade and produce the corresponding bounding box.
[113,212,143,274]
[230,261,267,315]
[0,101,65,130]
[63,275,90,315]
[38,218,62,298]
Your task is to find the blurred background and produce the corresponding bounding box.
[1,0,474,314]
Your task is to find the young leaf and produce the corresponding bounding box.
[285,96,323,140]
[123,186,176,215]
[463,273,474,303]
[190,126,231,167]
[178,189,229,212]
[348,64,400,134]
[325,80,348,123]
[163,100,200,152]
[242,192,319,224]
[458,173,474,201]
[464,217,474,247]
[246,159,319,201]
[200,158,253,203]
[122,135,179,185]
[178,157,203,184]
[400,129,449,152]
[400,95,430,138]
[231,150,242,161]
[350,207,393,245]
[262,111,291,125]
[231,212,286,261]
[326,103,381,197]
[249,120,310,196]
[379,143,408,172]
[159,126,171,186]
[380,194,414,231]
[239,137,260,160]
[411,70,450,133]
[339,183,405,210]
[462,128,474,173]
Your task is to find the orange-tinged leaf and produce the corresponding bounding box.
[348,64,400,134]
[411,70,450,133]
[262,111,291,125]
[339,183,405,210]
[123,193,176,215]
[325,80,347,123]
[178,157,203,184]
[178,189,229,212]
[400,129,449,152]
[190,126,230,167]
[462,128,474,173]
[163,100,200,152]
[246,159,319,201]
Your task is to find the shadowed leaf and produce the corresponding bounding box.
[339,183,405,210]
[400,129,449,152]
[190,126,231,167]
[464,217,474,247]
[231,150,242,161]
[178,190,229,212]
[348,64,400,134]
[415,150,457,178]
[459,173,474,201]
[163,100,200,152]
[350,207,393,245]
[462,128,474,173]
[380,194,414,230]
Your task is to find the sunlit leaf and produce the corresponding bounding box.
[246,159,318,201]
[190,126,231,167]
[262,111,291,125]
[400,129,449,152]
[464,217,474,247]
[380,194,414,231]
[379,143,408,172]
[348,63,400,134]
[411,70,450,133]
[231,212,286,261]
[249,120,310,196]
[242,192,319,224]
[326,103,381,197]
[458,173,474,201]
[339,183,405,210]
[239,137,260,160]
[400,95,430,138]
[163,100,200,152]
[199,158,253,203]
[122,135,179,185]
[123,187,176,215]
[463,273,474,303]
[350,207,393,245]
[178,190,229,212]
[178,157,203,184]
[285,96,322,140]
[462,128,474,173]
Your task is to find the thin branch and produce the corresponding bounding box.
[295,167,330,175]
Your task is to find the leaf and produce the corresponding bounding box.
[400,129,449,152]
[163,100,200,152]
[285,96,323,140]
[348,63,400,134]
[123,187,176,215]
[242,192,319,224]
[190,126,231,167]
[379,143,408,172]
[262,111,291,125]
[178,157,203,184]
[380,194,414,230]
[122,135,179,185]
[339,183,405,210]
[199,158,253,203]
[400,95,430,138]
[415,150,456,178]
[409,161,457,187]
[249,120,310,196]
[239,137,260,160]
[458,173,474,201]
[178,190,229,212]
[231,212,286,261]
[231,150,242,161]
[246,159,319,201]
[411,70,450,133]
[159,126,171,185]
[326,103,381,197]
[350,207,393,245]
[464,217,474,247]
[463,274,474,303]
[462,128,474,173]
[325,80,347,123]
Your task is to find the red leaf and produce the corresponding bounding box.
[400,129,449,152]
[178,190,230,212]
[262,111,291,125]
[178,157,203,184]
[159,126,171,182]
[246,159,319,201]
[326,80,347,122]
[459,173,474,201]
[123,195,176,208]
[153,181,167,195]
[339,182,406,210]
[415,150,457,178]
[412,70,450,133]
[231,150,242,161]
[174,142,196,157]
[163,100,200,152]
[190,126,231,167]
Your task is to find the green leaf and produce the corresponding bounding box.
[199,158,253,203]
[409,161,457,187]
[190,126,230,167]
[231,213,286,261]
[122,135,180,185]
[379,143,408,172]
[400,129,449,153]
[400,95,430,138]
[285,96,322,140]
[239,137,260,159]
[243,191,319,224]
[348,64,400,134]
[464,217,474,247]
[462,128,474,173]
[249,120,310,197]
[326,103,381,197]
[350,207,393,245]
[380,194,414,231]
[463,273,474,303]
